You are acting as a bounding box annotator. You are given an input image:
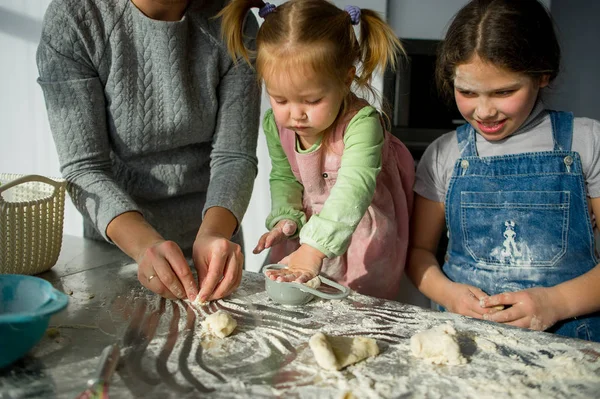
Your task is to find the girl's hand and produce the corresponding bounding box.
[480,287,560,331]
[265,244,326,283]
[443,282,497,319]
[253,219,297,254]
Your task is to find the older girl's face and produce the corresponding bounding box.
[265,67,350,149]
[453,55,549,141]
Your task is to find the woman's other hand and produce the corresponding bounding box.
[192,207,244,303]
[265,244,325,283]
[253,219,297,254]
[193,232,243,303]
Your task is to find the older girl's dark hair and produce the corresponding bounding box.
[436,0,561,103]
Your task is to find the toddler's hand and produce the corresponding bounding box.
[253,219,297,254]
[443,282,498,319]
[265,244,326,284]
[480,287,559,331]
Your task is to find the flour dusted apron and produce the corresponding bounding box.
[444,111,600,341]
[268,95,414,299]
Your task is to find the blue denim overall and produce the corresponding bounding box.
[443,111,600,341]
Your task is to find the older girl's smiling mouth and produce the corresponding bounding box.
[476,119,507,134]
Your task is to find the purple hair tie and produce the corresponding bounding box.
[344,5,361,25]
[258,2,276,19]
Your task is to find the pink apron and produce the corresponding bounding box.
[268,94,414,299]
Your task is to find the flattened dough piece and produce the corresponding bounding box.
[410,323,466,365]
[309,332,379,370]
[202,310,237,338]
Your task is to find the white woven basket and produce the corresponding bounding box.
[0,173,67,275]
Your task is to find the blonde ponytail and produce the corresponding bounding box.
[355,9,404,88]
[218,0,264,65]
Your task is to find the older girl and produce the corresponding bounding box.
[408,0,600,341]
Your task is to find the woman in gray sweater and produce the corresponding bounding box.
[36,0,261,302]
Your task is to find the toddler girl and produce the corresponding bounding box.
[220,0,415,299]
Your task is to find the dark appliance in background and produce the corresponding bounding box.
[383,39,465,160]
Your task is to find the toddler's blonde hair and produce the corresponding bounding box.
[219,0,404,116]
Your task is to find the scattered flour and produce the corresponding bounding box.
[474,336,497,352]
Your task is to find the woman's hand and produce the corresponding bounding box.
[135,239,198,301]
[442,282,496,319]
[193,232,243,303]
[480,287,560,331]
[265,244,326,283]
[253,219,297,254]
[107,211,199,301]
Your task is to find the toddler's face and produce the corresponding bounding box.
[453,55,549,142]
[265,68,347,149]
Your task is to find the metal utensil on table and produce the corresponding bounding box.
[75,343,120,399]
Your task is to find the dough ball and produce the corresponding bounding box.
[410,323,466,365]
[202,310,237,338]
[309,332,379,371]
[479,298,505,311]
[303,276,321,289]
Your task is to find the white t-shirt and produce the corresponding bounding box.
[415,102,600,202]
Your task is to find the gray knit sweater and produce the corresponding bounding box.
[36,0,261,249]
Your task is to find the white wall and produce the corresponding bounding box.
[388,0,551,40]
[388,0,469,40]
[0,0,82,238]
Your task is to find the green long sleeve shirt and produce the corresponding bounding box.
[263,106,384,258]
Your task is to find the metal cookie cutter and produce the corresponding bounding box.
[262,264,350,306]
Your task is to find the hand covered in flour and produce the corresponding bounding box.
[253,219,297,254]
[480,287,560,331]
[265,244,326,283]
[442,282,498,319]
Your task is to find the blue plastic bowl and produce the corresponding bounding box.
[0,274,69,369]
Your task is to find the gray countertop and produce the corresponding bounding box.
[1,235,599,398]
